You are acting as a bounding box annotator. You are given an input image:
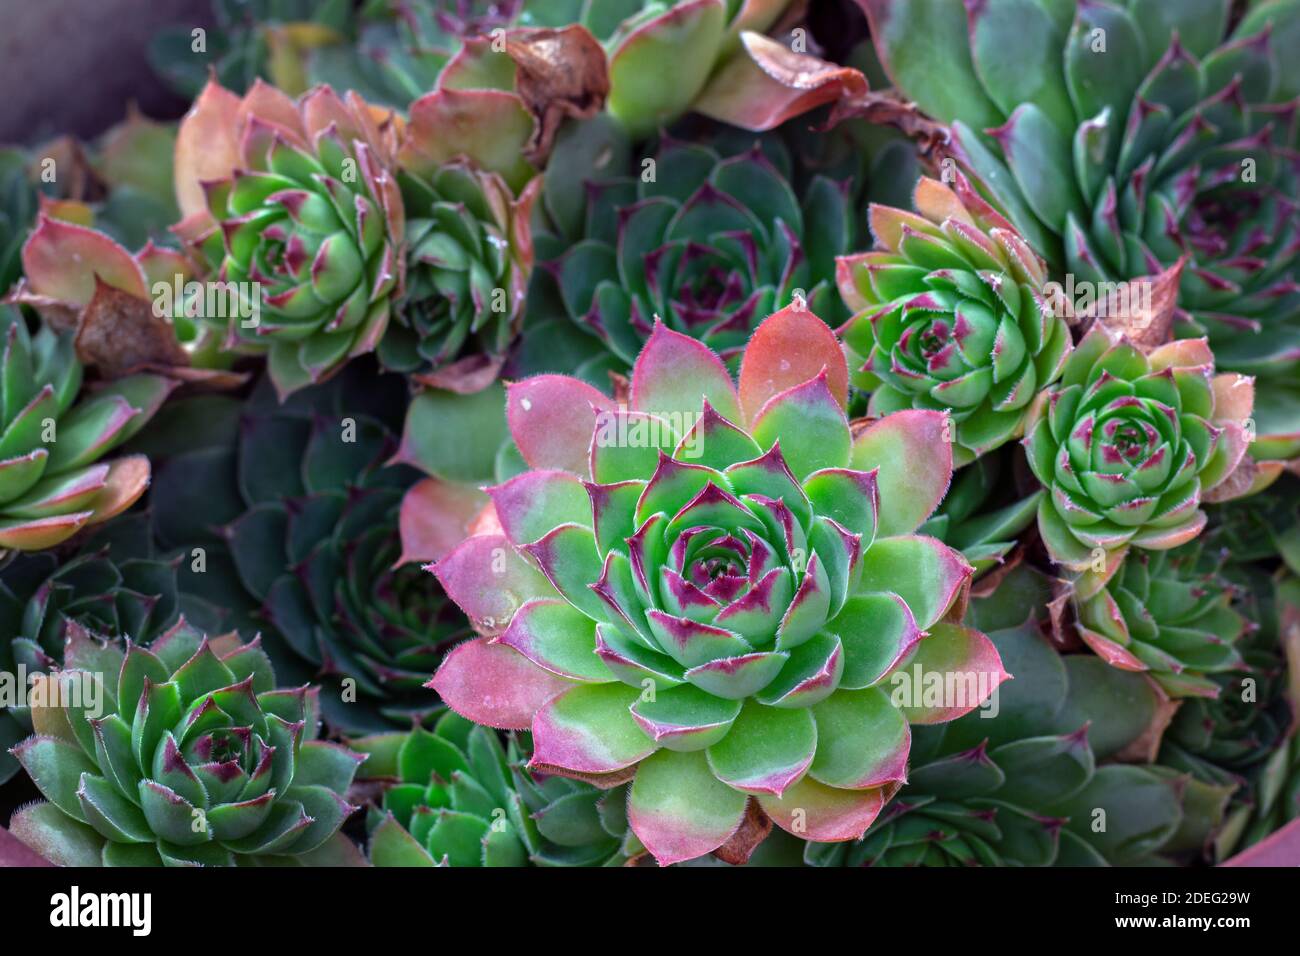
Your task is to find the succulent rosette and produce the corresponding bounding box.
[429,305,1007,865]
[862,0,1300,458]
[351,711,626,866]
[1075,539,1247,698]
[0,514,181,781]
[8,620,364,866]
[172,79,404,398]
[809,566,1230,866]
[838,175,1072,465]
[148,363,468,732]
[376,153,540,375]
[521,125,852,378]
[1159,567,1299,858]
[0,306,171,553]
[1023,326,1252,582]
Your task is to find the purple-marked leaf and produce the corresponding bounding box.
[673,400,761,471]
[705,701,816,796]
[530,682,655,774]
[858,535,971,629]
[757,775,886,842]
[755,632,844,707]
[629,684,741,752]
[776,552,832,649]
[809,687,909,789]
[738,303,849,423]
[432,533,555,635]
[646,610,751,669]
[714,567,793,643]
[507,375,613,474]
[486,470,591,547]
[594,622,687,689]
[591,549,651,641]
[627,748,747,866]
[522,523,607,621]
[684,651,788,699]
[590,408,679,483]
[833,593,924,689]
[428,637,572,730]
[630,321,741,423]
[897,622,1010,725]
[850,410,953,535]
[724,444,812,527]
[499,598,614,682]
[751,373,851,480]
[586,479,644,556]
[634,454,723,526]
[803,467,879,540]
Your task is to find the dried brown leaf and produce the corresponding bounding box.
[506,26,610,166]
[74,276,187,375]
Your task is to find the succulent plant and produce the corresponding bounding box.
[0,514,181,783]
[0,306,171,553]
[148,362,467,733]
[429,305,1007,865]
[305,0,526,109]
[150,0,354,99]
[1203,473,1300,573]
[1159,566,1299,858]
[517,122,852,381]
[172,79,404,398]
[1023,326,1252,583]
[838,174,1072,466]
[808,564,1234,866]
[375,154,539,376]
[861,0,1300,459]
[352,710,630,866]
[8,619,364,866]
[1074,538,1247,698]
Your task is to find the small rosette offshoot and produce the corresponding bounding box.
[381,134,540,374]
[9,620,364,866]
[352,711,626,867]
[1074,539,1247,698]
[428,303,1007,865]
[838,175,1071,466]
[1023,329,1252,585]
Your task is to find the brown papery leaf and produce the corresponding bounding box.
[412,352,505,394]
[74,276,188,376]
[711,800,773,866]
[529,762,638,790]
[1087,255,1188,350]
[825,89,951,166]
[506,26,610,166]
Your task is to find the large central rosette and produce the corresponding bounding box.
[429,305,1007,865]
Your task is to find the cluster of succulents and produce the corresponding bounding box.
[0,0,1298,872]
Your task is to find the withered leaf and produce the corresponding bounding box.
[74,276,188,376]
